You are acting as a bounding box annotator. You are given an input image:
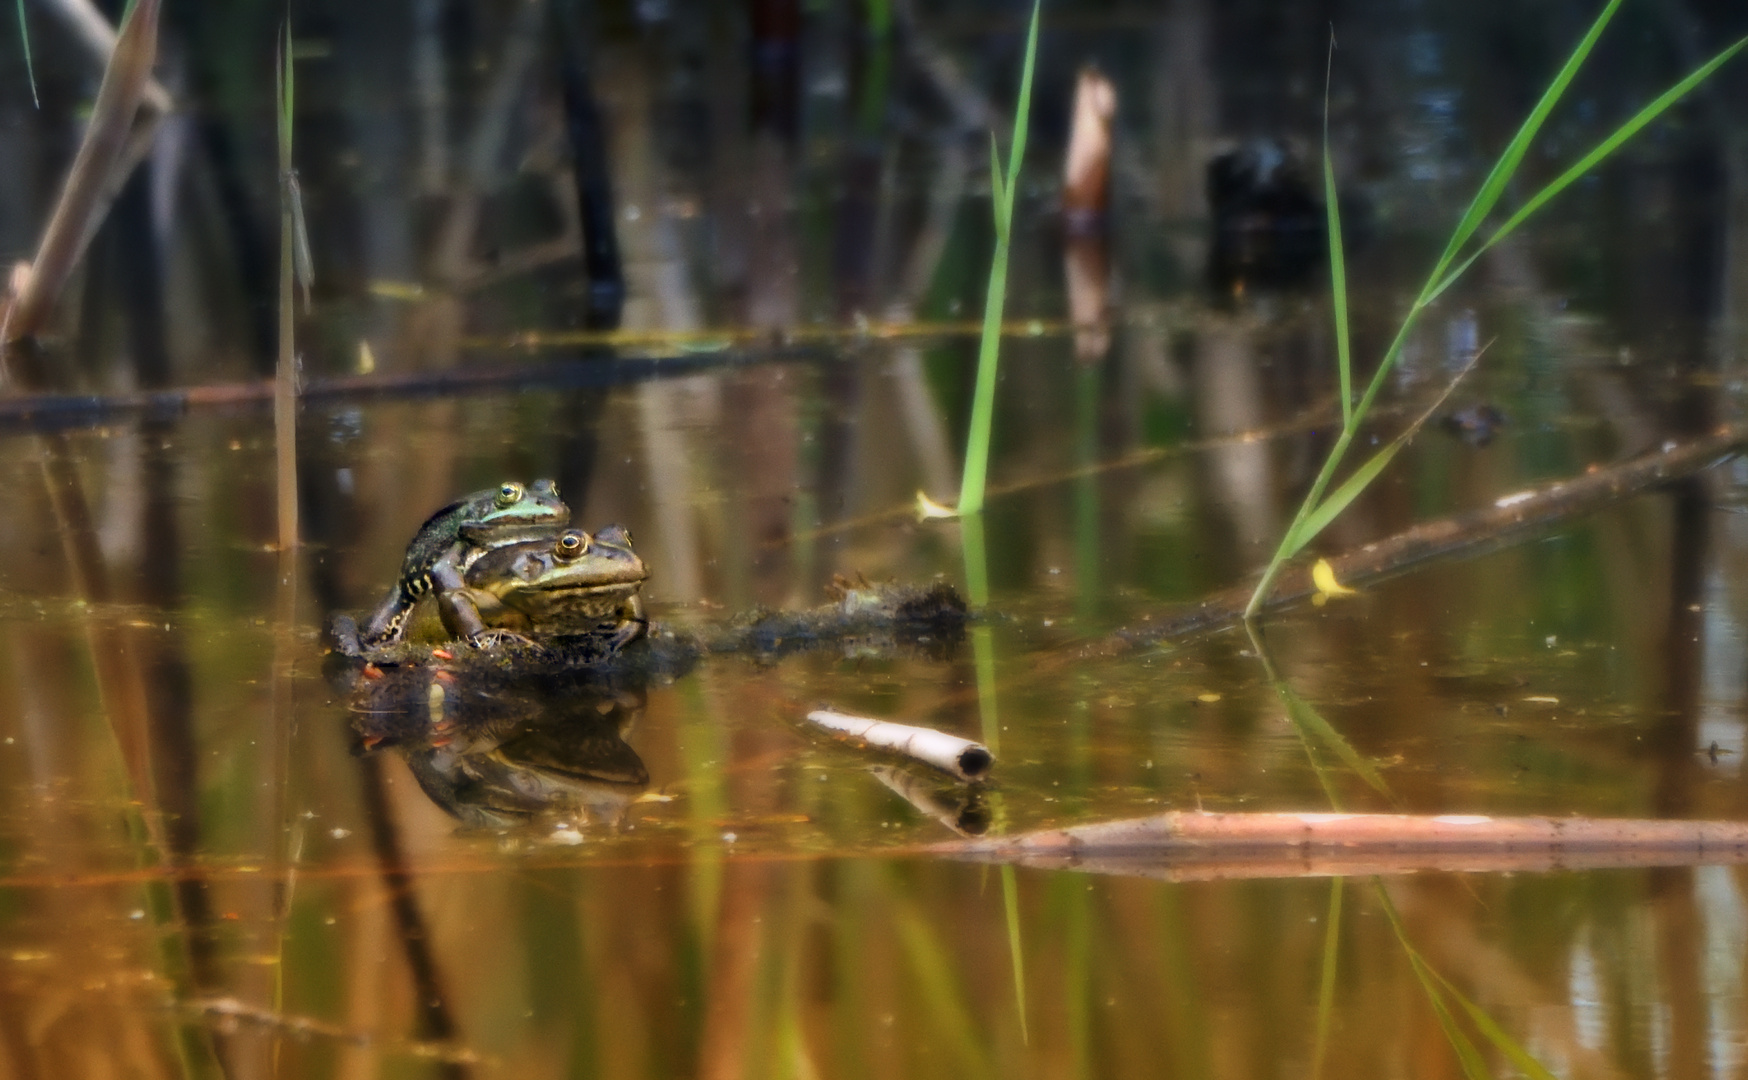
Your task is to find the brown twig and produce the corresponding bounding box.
[934,810,1748,880]
[0,345,824,431]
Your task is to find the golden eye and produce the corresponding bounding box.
[557,531,588,558]
[495,482,524,507]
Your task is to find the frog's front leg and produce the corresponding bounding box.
[607,594,648,650]
[433,547,537,648]
[431,548,489,640]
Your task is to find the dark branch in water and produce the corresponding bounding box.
[1090,426,1747,653]
[328,581,967,678]
[0,345,824,432]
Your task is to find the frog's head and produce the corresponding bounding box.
[463,479,569,536]
[471,526,647,605]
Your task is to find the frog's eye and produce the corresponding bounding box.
[495,482,525,507]
[556,531,589,559]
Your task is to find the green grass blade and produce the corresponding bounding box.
[1310,877,1344,1080]
[1424,0,1621,289]
[1001,863,1029,1044]
[1428,34,1748,305]
[1003,0,1041,224]
[1284,438,1403,558]
[956,0,1041,516]
[894,901,996,1080]
[1322,41,1352,426]
[14,0,36,107]
[1410,952,1494,1080]
[957,245,1008,517]
[1322,137,1351,426]
[1249,624,1392,798]
[1431,969,1560,1080]
[989,132,1008,242]
[1281,683,1391,796]
[1287,340,1479,558]
[1376,884,1496,1080]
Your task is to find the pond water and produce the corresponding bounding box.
[3,0,1748,1076]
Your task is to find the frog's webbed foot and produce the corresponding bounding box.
[606,617,648,652]
[467,629,541,651]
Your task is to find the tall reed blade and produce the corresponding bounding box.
[13,0,36,106]
[1426,33,1748,305]
[1321,38,1351,426]
[956,0,1040,517]
[1244,4,1747,618]
[1426,0,1622,289]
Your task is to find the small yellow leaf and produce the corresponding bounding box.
[915,492,959,521]
[1312,559,1357,598]
[1196,692,1221,704]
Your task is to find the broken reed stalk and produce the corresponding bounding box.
[1061,67,1115,365]
[807,710,994,783]
[2,0,161,345]
[1244,2,1748,618]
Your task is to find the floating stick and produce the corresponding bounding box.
[806,709,993,782]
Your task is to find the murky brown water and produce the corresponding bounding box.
[3,0,1748,1076]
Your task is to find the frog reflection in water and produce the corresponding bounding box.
[360,479,569,648]
[438,525,648,649]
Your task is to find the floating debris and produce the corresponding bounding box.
[806,709,993,782]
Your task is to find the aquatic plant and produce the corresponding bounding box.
[1245,0,1748,618]
[13,0,35,106]
[955,0,1040,517]
[275,23,300,550]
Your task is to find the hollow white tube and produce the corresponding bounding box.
[806,709,993,782]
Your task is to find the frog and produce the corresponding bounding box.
[357,479,570,649]
[439,524,648,650]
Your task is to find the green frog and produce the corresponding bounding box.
[441,524,648,650]
[359,479,570,648]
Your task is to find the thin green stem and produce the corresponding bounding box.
[956,0,1040,515]
[13,0,36,107]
